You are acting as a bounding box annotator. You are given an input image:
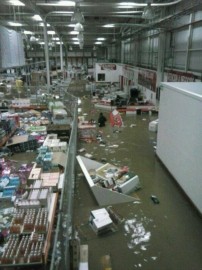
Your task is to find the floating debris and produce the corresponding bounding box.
[133,201,141,204]
[124,218,151,247]
[140,245,147,251]
[151,195,160,204]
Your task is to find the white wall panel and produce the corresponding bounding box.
[173,52,186,69]
[194,11,202,21]
[189,51,202,71]
[191,24,202,49]
[157,82,202,213]
[174,29,189,50]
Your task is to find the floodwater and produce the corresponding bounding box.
[72,80,202,270]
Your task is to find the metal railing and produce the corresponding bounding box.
[49,89,78,270]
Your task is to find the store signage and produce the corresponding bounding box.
[167,70,196,82]
[123,65,135,80]
[99,64,117,70]
[138,70,157,92]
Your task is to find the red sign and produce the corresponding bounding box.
[138,70,156,92]
[167,70,196,82]
[100,64,117,70]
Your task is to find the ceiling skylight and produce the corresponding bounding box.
[8,0,25,6]
[32,15,43,21]
[8,22,23,26]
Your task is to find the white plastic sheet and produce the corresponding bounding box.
[0,26,25,68]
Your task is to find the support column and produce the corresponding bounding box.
[60,40,64,74]
[156,31,166,87]
[43,20,51,92]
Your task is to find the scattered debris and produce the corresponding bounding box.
[140,245,147,251]
[78,148,86,153]
[84,153,93,159]
[108,144,119,148]
[133,201,141,204]
[124,218,151,247]
[151,195,160,204]
[130,124,136,128]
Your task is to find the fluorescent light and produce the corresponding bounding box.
[58,1,75,6]
[68,24,76,27]
[39,23,50,27]
[23,30,34,35]
[52,37,60,41]
[70,31,79,34]
[37,1,75,6]
[8,22,23,26]
[103,24,115,28]
[56,42,63,44]
[32,15,42,21]
[95,41,102,44]
[72,37,78,40]
[9,0,25,6]
[116,11,143,14]
[118,2,146,7]
[74,23,84,32]
[47,31,56,35]
[97,38,105,41]
[73,41,79,44]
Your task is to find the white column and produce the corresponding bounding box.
[43,20,51,91]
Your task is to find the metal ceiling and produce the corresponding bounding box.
[0,0,201,50]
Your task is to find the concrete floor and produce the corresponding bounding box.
[71,80,202,270]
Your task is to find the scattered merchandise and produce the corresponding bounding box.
[89,208,114,235]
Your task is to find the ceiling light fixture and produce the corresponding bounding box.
[36,1,75,6]
[103,24,115,28]
[30,35,36,42]
[39,22,50,27]
[32,15,42,21]
[47,31,56,35]
[74,23,84,32]
[70,30,79,34]
[8,0,25,6]
[23,30,34,35]
[8,22,23,26]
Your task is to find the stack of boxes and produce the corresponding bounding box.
[43,134,68,152]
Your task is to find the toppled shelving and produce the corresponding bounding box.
[77,155,140,206]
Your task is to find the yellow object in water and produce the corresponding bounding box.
[16,79,23,88]
[101,255,112,270]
